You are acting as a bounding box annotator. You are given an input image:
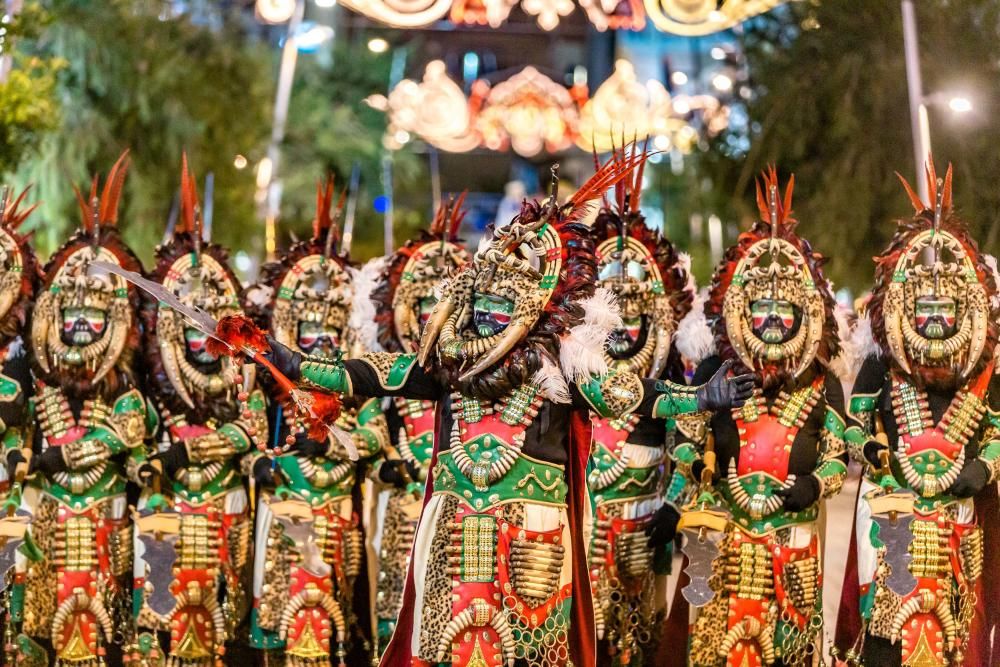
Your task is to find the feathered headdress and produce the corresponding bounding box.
[246,175,355,366]
[0,186,39,338]
[591,141,693,379]
[371,193,470,354]
[705,166,839,388]
[420,148,647,399]
[868,159,998,387]
[144,153,244,418]
[32,150,144,397]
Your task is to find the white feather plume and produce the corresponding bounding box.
[674,288,715,364]
[559,287,621,382]
[678,252,697,298]
[532,351,571,403]
[845,311,881,377]
[244,283,274,309]
[347,256,388,354]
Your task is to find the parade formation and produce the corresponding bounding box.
[0,144,995,667]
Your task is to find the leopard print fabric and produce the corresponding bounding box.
[257,517,291,631]
[417,495,459,660]
[22,495,57,638]
[375,489,416,622]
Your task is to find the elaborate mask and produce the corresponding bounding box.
[592,149,693,379]
[31,152,142,387]
[386,195,469,353]
[875,162,996,381]
[256,176,354,361]
[148,155,244,408]
[420,153,647,387]
[720,170,825,378]
[706,167,839,385]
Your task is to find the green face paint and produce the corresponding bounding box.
[750,298,797,344]
[472,293,514,337]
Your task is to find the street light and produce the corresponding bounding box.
[947,96,973,114]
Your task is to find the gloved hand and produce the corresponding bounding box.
[645,502,681,548]
[947,459,990,498]
[776,475,821,512]
[30,446,67,477]
[154,441,190,479]
[863,440,889,469]
[378,459,422,489]
[286,431,330,458]
[696,360,756,412]
[690,459,720,485]
[5,449,27,483]
[263,336,303,381]
[135,459,164,489]
[252,457,281,487]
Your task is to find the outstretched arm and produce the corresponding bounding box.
[264,339,442,401]
[573,359,755,420]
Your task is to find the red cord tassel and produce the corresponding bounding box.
[208,314,271,357]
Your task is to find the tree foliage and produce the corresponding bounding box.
[0,3,61,177]
[696,0,1000,293]
[12,0,272,261]
[279,40,427,261]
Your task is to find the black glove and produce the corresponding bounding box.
[263,336,303,381]
[690,459,720,485]
[252,457,281,487]
[286,431,330,458]
[776,475,821,512]
[947,459,990,498]
[863,440,888,469]
[135,459,164,488]
[696,360,756,412]
[30,446,67,477]
[378,459,422,488]
[155,441,190,479]
[5,449,26,483]
[645,502,681,548]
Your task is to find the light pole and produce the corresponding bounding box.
[258,0,305,261]
[901,0,930,201]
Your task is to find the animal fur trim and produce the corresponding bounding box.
[559,287,621,382]
[531,351,571,404]
[674,288,715,364]
[348,256,388,354]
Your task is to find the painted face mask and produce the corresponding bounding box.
[914,296,957,340]
[184,327,218,365]
[608,315,645,359]
[61,306,107,346]
[297,320,340,358]
[750,299,799,344]
[472,293,514,337]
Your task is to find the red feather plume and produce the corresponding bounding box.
[179,152,200,236]
[2,186,38,228]
[565,141,649,223]
[895,155,954,217]
[74,149,131,230]
[304,391,343,441]
[208,314,271,358]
